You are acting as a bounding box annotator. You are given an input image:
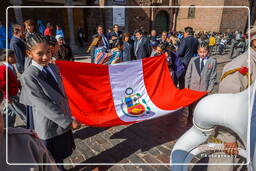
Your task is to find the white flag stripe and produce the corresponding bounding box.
[108,59,178,122]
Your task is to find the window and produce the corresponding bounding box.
[188,5,195,19]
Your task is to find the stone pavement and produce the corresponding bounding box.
[14,50,232,171]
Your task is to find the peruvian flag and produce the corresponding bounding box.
[56,55,207,127]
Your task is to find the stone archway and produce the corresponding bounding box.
[154,10,170,33]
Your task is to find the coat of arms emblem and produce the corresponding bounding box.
[121,88,151,117]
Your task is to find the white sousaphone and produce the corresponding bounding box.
[170,80,256,171]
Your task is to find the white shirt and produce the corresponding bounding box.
[31,60,57,82]
[3,62,15,71]
[199,57,209,70]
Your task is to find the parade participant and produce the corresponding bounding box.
[218,35,227,55]
[133,29,151,59]
[0,111,59,171]
[45,35,60,62]
[88,25,109,63]
[122,32,134,61]
[24,19,37,40]
[37,19,46,35]
[177,26,199,89]
[56,25,64,38]
[10,24,26,74]
[55,35,74,61]
[44,22,54,36]
[0,49,26,127]
[206,26,256,171]
[150,40,159,57]
[77,25,85,48]
[148,29,158,42]
[208,34,216,55]
[185,43,217,122]
[20,33,80,171]
[155,42,185,87]
[110,24,122,40]
[0,20,6,49]
[110,39,123,64]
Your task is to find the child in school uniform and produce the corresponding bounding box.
[0,49,26,127]
[20,33,80,171]
[185,43,217,122]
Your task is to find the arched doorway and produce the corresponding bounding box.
[154,11,170,33]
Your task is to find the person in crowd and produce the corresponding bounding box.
[148,29,158,42]
[106,28,112,40]
[133,29,151,59]
[208,34,216,55]
[110,39,123,64]
[37,19,45,35]
[0,49,26,127]
[110,24,122,40]
[0,21,6,49]
[55,35,74,61]
[20,33,80,171]
[94,36,122,65]
[45,36,60,62]
[55,25,64,38]
[176,26,199,89]
[122,32,134,61]
[88,25,109,63]
[159,32,172,47]
[24,19,37,41]
[109,34,118,49]
[208,26,256,171]
[44,22,54,36]
[150,40,159,57]
[219,35,227,55]
[77,25,85,48]
[10,24,26,74]
[185,43,217,122]
[155,42,185,87]
[0,110,59,171]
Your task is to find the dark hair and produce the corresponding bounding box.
[135,29,143,35]
[12,24,22,35]
[26,33,47,50]
[44,35,57,46]
[97,25,103,30]
[113,24,119,28]
[113,39,123,48]
[157,42,168,50]
[24,19,35,26]
[46,22,53,28]
[0,49,15,61]
[198,42,209,51]
[184,26,194,35]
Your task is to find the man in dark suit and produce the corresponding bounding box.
[10,24,26,74]
[176,26,199,89]
[110,24,122,39]
[134,29,151,59]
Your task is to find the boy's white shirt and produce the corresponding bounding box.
[31,60,57,82]
[199,56,209,70]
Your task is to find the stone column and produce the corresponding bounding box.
[65,0,78,51]
[10,0,23,24]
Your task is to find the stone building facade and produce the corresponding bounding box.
[176,0,249,32]
[1,0,252,45]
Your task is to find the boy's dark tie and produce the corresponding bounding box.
[200,59,204,73]
[43,66,63,96]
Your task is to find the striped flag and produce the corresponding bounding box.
[56,55,207,127]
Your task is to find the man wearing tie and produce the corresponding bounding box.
[133,29,151,59]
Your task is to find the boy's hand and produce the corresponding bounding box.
[224,142,238,155]
[8,98,13,104]
[71,120,81,130]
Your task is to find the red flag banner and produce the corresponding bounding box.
[56,55,207,127]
